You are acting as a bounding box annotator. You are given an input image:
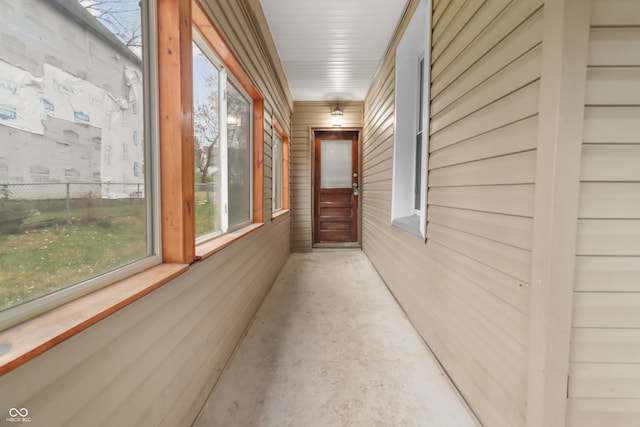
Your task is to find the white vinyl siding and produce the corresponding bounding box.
[363,1,542,426]
[567,1,640,425]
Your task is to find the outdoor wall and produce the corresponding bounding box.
[362,1,542,426]
[0,221,289,427]
[0,0,144,200]
[0,0,292,426]
[567,1,640,425]
[290,101,363,251]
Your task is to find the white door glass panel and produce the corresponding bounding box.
[320,140,351,188]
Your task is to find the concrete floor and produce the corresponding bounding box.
[193,250,477,427]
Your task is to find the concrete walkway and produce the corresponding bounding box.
[193,250,476,427]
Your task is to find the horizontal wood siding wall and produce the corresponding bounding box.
[290,101,363,251]
[0,221,290,427]
[0,1,292,426]
[362,1,542,426]
[567,1,640,425]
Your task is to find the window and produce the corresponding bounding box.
[391,0,430,238]
[271,119,288,217]
[272,133,283,213]
[192,31,253,241]
[414,56,425,213]
[0,0,157,327]
[190,2,264,258]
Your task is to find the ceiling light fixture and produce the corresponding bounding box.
[331,103,343,127]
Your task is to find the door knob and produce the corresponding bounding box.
[352,182,359,197]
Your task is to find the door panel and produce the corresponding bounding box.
[314,131,359,243]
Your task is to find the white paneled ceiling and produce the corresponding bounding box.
[259,0,409,101]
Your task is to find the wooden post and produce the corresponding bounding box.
[157,0,195,264]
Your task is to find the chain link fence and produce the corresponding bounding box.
[0,182,145,233]
[194,182,217,202]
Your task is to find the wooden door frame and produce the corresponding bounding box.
[310,127,363,247]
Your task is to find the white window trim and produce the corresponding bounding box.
[219,66,229,233]
[413,55,425,217]
[391,0,430,238]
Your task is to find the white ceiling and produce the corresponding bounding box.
[259,0,409,101]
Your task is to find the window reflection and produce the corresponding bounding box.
[226,80,251,228]
[192,41,221,237]
[192,32,252,241]
[0,0,149,314]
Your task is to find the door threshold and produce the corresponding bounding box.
[313,242,362,249]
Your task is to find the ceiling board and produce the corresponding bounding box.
[259,0,409,101]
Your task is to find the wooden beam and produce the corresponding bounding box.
[157,0,195,264]
[526,1,591,425]
[192,1,261,100]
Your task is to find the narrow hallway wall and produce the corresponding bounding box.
[362,1,542,426]
[567,1,640,424]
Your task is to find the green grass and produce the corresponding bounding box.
[0,191,223,312]
[0,205,147,311]
[194,190,220,238]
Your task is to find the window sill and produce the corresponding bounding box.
[195,222,264,261]
[392,215,424,238]
[271,209,290,220]
[0,263,188,376]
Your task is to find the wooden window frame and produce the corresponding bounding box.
[0,0,191,376]
[272,118,289,218]
[192,0,264,259]
[0,0,265,375]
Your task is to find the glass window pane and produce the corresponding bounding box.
[0,0,149,312]
[273,134,282,211]
[418,57,425,132]
[321,140,352,188]
[414,133,422,210]
[192,41,221,238]
[227,80,251,228]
